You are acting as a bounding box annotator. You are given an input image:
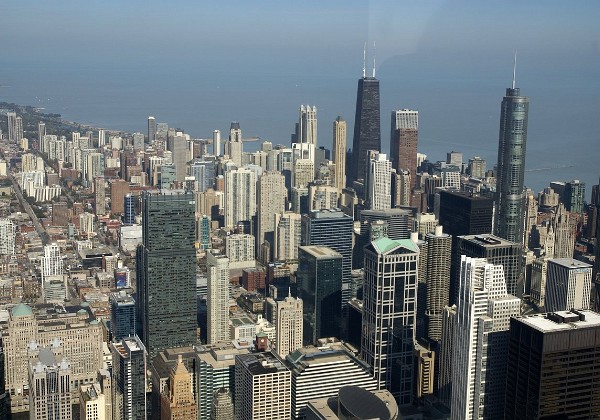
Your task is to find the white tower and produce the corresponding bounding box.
[207,250,231,344]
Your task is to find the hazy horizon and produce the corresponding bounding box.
[2,0,599,197]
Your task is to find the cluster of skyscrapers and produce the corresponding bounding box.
[1,51,599,420]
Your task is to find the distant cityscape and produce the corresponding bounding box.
[0,56,599,420]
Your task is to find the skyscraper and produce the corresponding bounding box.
[450,256,520,420]
[332,116,346,192]
[365,151,392,210]
[505,310,600,419]
[275,295,303,358]
[111,336,147,420]
[0,218,16,256]
[226,122,243,167]
[545,258,592,312]
[361,237,419,405]
[350,67,380,184]
[147,116,156,144]
[6,112,17,143]
[159,355,197,420]
[390,109,419,189]
[136,191,197,359]
[258,171,287,255]
[438,190,494,238]
[212,129,221,156]
[494,67,529,244]
[206,250,230,344]
[224,167,257,229]
[301,209,353,306]
[298,246,343,344]
[299,105,317,145]
[110,290,136,342]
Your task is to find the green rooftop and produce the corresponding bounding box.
[371,237,419,255]
[11,303,33,318]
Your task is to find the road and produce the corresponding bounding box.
[10,174,50,245]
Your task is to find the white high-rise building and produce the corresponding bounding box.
[226,234,255,269]
[40,243,63,281]
[366,152,392,210]
[450,256,521,420]
[293,159,314,189]
[274,212,302,262]
[545,258,592,312]
[0,218,16,255]
[299,105,317,145]
[79,383,106,420]
[257,171,287,251]
[207,250,230,344]
[224,167,257,229]
[275,296,303,358]
[332,116,346,192]
[235,352,291,420]
[147,116,156,144]
[361,237,419,406]
[226,122,243,166]
[212,129,221,156]
[7,112,17,142]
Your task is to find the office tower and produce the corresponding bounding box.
[553,203,575,258]
[452,234,522,300]
[189,159,216,192]
[132,132,144,152]
[301,209,353,305]
[298,246,343,344]
[110,290,136,342]
[197,214,211,249]
[212,129,221,156]
[226,122,243,166]
[545,258,592,312]
[159,355,197,420]
[258,171,286,253]
[564,179,585,213]
[423,226,452,342]
[274,212,301,262]
[286,342,378,419]
[438,305,456,406]
[530,256,551,307]
[361,238,418,405]
[123,194,136,225]
[293,159,314,188]
[0,218,16,255]
[392,169,411,207]
[332,116,346,191]
[494,71,529,244]
[111,336,147,420]
[28,341,72,420]
[224,167,257,229]
[450,256,520,420]
[350,67,380,184]
[365,151,392,210]
[167,133,188,182]
[415,213,437,239]
[4,304,104,414]
[38,121,46,145]
[195,342,249,419]
[136,191,196,359]
[206,250,230,344]
[40,242,63,281]
[275,295,303,357]
[438,190,493,237]
[299,105,317,145]
[110,179,130,215]
[235,352,291,420]
[148,116,156,143]
[94,177,106,216]
[14,116,23,142]
[7,112,17,142]
[225,233,255,269]
[524,190,538,249]
[446,151,463,167]
[505,310,600,419]
[211,388,234,420]
[467,156,486,179]
[308,183,339,211]
[79,383,107,420]
[390,109,419,189]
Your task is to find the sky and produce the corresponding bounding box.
[2,1,600,196]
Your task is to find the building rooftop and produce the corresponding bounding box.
[237,351,288,376]
[11,303,33,318]
[516,309,600,333]
[548,258,592,269]
[459,234,518,247]
[299,245,342,259]
[371,237,419,254]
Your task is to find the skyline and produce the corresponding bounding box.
[2,1,599,196]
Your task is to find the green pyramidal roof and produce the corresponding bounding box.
[371,237,419,254]
[11,303,33,318]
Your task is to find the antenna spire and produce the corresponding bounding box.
[512,50,517,89]
[362,43,367,78]
[372,41,376,78]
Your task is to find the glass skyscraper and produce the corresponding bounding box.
[494,80,529,245]
[136,190,197,359]
[351,76,381,184]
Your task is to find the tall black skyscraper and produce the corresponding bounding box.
[494,60,529,244]
[136,190,197,359]
[350,63,380,184]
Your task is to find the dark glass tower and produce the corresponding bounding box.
[110,290,136,342]
[136,190,197,359]
[351,76,380,184]
[494,78,529,244]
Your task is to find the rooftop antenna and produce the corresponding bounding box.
[372,41,376,78]
[362,42,367,78]
[512,50,517,89]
